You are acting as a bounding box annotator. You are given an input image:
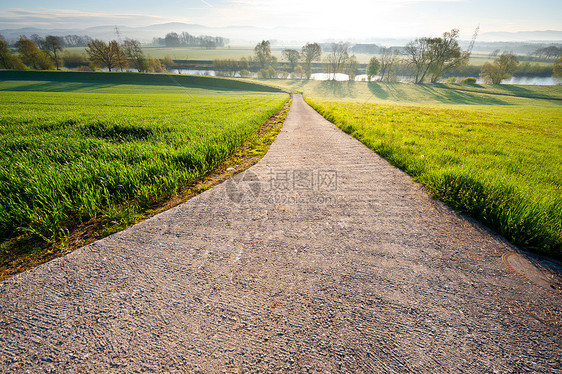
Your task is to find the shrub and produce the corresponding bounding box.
[460,77,477,84]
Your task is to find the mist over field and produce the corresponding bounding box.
[1,23,562,47]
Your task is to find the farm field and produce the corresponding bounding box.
[0,74,288,272]
[66,46,288,61]
[304,84,562,257]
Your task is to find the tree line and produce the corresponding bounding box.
[0,33,175,73]
[212,30,471,83]
[153,32,228,49]
[2,30,561,84]
[212,41,323,79]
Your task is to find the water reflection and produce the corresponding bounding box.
[171,69,561,85]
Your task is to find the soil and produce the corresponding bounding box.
[0,95,560,373]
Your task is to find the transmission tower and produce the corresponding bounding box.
[114,26,122,43]
[467,25,480,53]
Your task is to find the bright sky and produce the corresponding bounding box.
[0,0,561,39]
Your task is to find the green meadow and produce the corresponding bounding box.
[303,81,562,257]
[0,72,288,247]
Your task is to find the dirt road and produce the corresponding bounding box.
[1,95,560,372]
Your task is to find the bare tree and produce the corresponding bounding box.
[489,49,500,59]
[29,34,44,49]
[122,39,147,72]
[282,49,301,72]
[42,35,64,70]
[404,37,434,83]
[111,41,128,72]
[324,42,349,80]
[379,47,400,82]
[533,46,562,61]
[404,29,470,83]
[301,42,322,79]
[86,39,119,71]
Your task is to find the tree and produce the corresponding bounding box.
[239,57,250,70]
[63,35,91,47]
[282,49,300,72]
[346,55,358,80]
[533,46,562,61]
[0,34,26,69]
[367,56,381,81]
[254,40,273,69]
[122,39,147,72]
[111,41,128,72]
[404,37,434,83]
[42,35,64,70]
[162,56,174,71]
[148,56,164,72]
[258,66,276,79]
[16,37,53,70]
[213,59,240,77]
[554,54,562,78]
[427,29,469,83]
[164,32,181,47]
[86,39,120,71]
[301,42,322,79]
[480,53,519,84]
[62,51,88,69]
[293,65,305,79]
[404,29,470,84]
[324,42,349,80]
[379,47,400,82]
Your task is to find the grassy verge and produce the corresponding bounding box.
[306,98,562,258]
[0,88,289,280]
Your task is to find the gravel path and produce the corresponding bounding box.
[1,94,560,373]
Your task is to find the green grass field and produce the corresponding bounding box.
[0,70,284,93]
[0,74,288,246]
[304,82,562,257]
[264,79,562,104]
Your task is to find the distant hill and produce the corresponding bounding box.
[1,23,561,46]
[479,30,562,42]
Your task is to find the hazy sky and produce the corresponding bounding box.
[0,0,561,39]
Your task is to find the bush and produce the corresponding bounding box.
[258,66,276,79]
[278,70,289,79]
[62,52,88,69]
[460,77,477,84]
